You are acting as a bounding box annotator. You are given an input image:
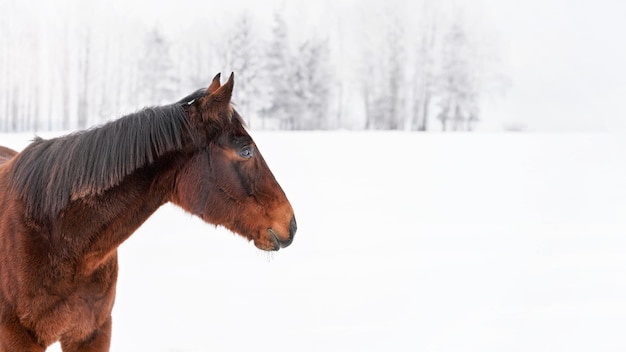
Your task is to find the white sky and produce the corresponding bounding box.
[477,0,626,131]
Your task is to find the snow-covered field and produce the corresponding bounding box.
[1,131,625,351]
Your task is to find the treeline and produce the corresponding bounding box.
[0,0,505,132]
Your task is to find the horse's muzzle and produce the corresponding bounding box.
[268,216,297,250]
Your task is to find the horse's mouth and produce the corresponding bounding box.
[253,218,296,251]
[268,228,284,251]
[259,228,293,251]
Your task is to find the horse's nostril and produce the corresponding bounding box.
[289,216,297,238]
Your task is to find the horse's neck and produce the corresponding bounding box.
[53,156,180,274]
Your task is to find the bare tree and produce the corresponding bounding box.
[411,1,439,131]
[360,7,406,130]
[436,21,479,131]
[386,15,406,130]
[59,19,72,131]
[76,26,92,129]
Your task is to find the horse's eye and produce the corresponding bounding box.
[238,146,254,159]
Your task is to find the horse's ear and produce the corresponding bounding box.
[198,73,234,121]
[207,72,234,105]
[207,73,221,95]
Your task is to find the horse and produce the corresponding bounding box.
[0,73,296,352]
[0,146,17,165]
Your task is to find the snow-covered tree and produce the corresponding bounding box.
[359,6,407,130]
[137,28,178,106]
[0,0,505,133]
[223,13,264,127]
[436,21,480,131]
[262,11,295,129]
[292,38,331,130]
[410,1,439,131]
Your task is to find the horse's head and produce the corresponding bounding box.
[171,73,296,251]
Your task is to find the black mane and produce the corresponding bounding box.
[11,102,192,219]
[178,88,207,105]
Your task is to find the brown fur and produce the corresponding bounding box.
[0,146,17,165]
[0,73,296,351]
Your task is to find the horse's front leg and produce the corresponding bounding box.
[60,316,112,352]
[0,317,46,352]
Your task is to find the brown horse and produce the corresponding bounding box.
[0,146,17,165]
[0,73,296,351]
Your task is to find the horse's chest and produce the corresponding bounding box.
[19,259,118,345]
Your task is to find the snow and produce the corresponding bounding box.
[1,131,625,351]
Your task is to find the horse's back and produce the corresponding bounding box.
[0,145,17,166]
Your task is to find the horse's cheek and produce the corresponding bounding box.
[173,156,210,216]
